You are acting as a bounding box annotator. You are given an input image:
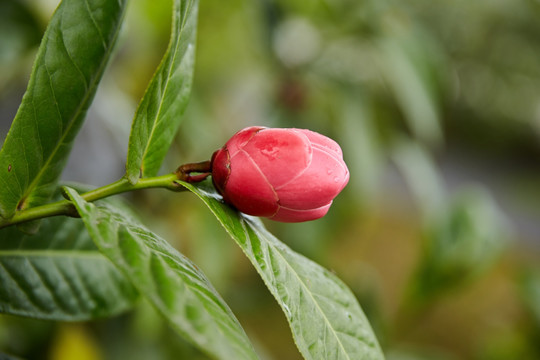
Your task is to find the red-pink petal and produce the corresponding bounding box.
[270,202,332,223]
[211,148,230,196]
[295,129,343,158]
[276,146,349,209]
[242,128,312,188]
[224,150,279,217]
[226,126,265,157]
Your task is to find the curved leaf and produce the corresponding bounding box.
[0,0,128,219]
[0,212,138,320]
[182,180,384,360]
[126,0,198,184]
[65,187,259,360]
[377,35,441,146]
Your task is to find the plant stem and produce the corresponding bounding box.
[175,160,211,182]
[0,173,184,229]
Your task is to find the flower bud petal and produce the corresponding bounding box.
[222,150,279,217]
[275,144,349,209]
[210,148,229,196]
[241,128,311,188]
[296,129,343,158]
[211,126,349,222]
[270,202,332,223]
[225,126,265,157]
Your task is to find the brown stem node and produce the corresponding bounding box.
[175,160,212,183]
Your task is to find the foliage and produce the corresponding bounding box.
[2,0,540,359]
[0,0,127,219]
[0,188,138,321]
[0,0,382,359]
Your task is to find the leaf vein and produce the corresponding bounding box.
[84,0,107,50]
[59,27,90,91]
[31,258,81,314]
[0,249,105,258]
[50,257,84,312]
[17,4,125,210]
[138,0,194,175]
[0,261,28,302]
[247,221,352,360]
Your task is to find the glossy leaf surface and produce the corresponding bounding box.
[0,210,138,320]
[182,180,384,360]
[126,0,198,183]
[66,188,259,360]
[0,0,127,218]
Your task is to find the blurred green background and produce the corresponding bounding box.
[2,0,540,359]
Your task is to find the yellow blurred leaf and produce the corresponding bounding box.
[49,324,102,360]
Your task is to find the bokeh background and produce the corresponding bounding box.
[2,0,540,359]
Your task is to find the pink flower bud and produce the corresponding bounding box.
[211,126,349,222]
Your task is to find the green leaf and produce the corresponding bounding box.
[126,0,198,184]
[377,35,441,146]
[65,187,259,360]
[0,0,128,219]
[182,180,384,360]
[0,212,138,321]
